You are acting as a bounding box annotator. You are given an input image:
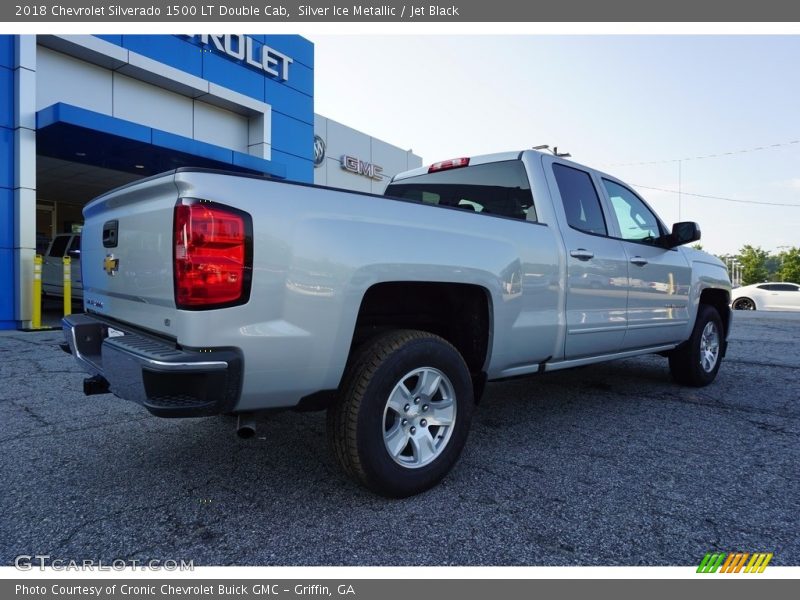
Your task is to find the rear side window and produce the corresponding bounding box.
[552,164,607,236]
[47,236,70,257]
[385,160,536,221]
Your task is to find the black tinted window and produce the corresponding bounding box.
[68,235,81,253]
[47,236,70,257]
[553,164,607,236]
[385,160,535,221]
[772,284,798,292]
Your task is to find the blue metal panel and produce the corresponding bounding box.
[0,35,13,69]
[0,126,12,189]
[0,248,13,324]
[0,187,12,249]
[232,151,286,179]
[37,103,152,144]
[281,60,314,98]
[265,81,314,125]
[270,149,313,184]
[263,35,314,69]
[120,35,203,78]
[0,66,12,130]
[271,113,314,162]
[151,130,233,165]
[95,35,122,46]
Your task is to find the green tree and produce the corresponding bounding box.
[737,245,769,285]
[779,247,800,283]
[765,254,781,280]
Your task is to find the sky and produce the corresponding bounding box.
[311,35,800,256]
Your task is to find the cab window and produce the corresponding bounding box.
[47,235,70,258]
[552,163,607,236]
[603,179,663,244]
[385,160,536,221]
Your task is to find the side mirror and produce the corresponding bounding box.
[663,221,701,248]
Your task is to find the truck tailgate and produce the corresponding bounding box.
[81,174,179,337]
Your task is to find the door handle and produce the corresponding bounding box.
[570,249,594,261]
[630,256,649,267]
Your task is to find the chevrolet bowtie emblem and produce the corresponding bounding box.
[104,254,119,276]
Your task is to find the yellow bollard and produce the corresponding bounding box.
[32,254,42,329]
[63,255,72,317]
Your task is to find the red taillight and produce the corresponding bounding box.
[428,157,470,173]
[173,200,252,309]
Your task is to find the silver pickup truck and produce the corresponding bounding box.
[63,149,731,497]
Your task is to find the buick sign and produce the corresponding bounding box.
[314,135,326,168]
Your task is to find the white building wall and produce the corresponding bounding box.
[113,72,194,138]
[194,101,249,153]
[36,46,250,153]
[314,114,422,194]
[37,48,112,115]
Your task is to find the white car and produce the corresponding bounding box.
[731,282,800,311]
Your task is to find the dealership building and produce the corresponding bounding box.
[0,34,421,330]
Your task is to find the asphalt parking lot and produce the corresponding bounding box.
[1,311,798,566]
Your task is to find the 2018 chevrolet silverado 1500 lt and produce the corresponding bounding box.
[63,149,732,497]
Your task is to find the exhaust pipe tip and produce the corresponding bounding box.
[83,375,110,396]
[236,415,257,439]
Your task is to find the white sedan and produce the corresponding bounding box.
[731,282,800,311]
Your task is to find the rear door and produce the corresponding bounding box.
[600,179,692,348]
[545,159,629,359]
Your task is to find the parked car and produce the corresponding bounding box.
[63,150,732,497]
[731,282,800,311]
[42,233,83,298]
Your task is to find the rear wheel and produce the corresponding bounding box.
[732,297,756,310]
[327,330,474,497]
[668,304,724,387]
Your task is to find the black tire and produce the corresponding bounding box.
[327,329,474,498]
[668,304,724,387]
[732,297,756,310]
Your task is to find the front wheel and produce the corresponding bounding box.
[668,304,724,387]
[327,330,474,497]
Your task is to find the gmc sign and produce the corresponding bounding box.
[340,155,383,181]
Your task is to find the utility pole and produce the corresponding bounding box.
[678,160,682,222]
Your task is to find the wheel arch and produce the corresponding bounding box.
[347,281,492,390]
[699,287,732,348]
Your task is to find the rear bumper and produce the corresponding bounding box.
[62,313,243,417]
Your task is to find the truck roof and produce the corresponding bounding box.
[391,150,527,182]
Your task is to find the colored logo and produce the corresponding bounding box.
[104,254,119,277]
[697,552,773,573]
